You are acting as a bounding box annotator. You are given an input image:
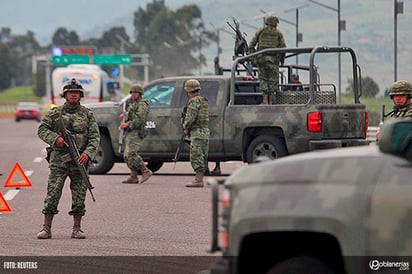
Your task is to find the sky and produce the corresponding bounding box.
[0,0,186,43]
[1,0,411,91]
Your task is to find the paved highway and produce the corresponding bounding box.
[0,118,243,273]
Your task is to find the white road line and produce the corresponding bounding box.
[3,189,20,201]
[25,170,34,177]
[33,157,43,163]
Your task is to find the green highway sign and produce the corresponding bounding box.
[93,54,132,65]
[52,55,90,65]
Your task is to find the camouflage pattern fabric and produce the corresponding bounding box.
[38,103,100,215]
[389,80,412,96]
[124,99,150,171]
[182,95,210,173]
[388,104,412,119]
[249,26,286,96]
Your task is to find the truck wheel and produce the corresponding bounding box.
[246,135,287,163]
[89,134,115,174]
[147,161,163,173]
[266,256,336,274]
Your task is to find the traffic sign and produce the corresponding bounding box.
[0,193,11,212]
[94,54,132,65]
[52,55,90,65]
[4,162,32,188]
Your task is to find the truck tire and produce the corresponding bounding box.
[246,135,287,163]
[266,256,336,274]
[90,134,115,174]
[147,161,163,172]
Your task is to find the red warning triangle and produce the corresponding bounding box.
[4,162,32,188]
[0,192,11,212]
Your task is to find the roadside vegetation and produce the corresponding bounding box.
[0,86,392,126]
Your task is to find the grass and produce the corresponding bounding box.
[0,86,43,103]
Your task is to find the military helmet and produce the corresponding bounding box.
[62,78,84,97]
[265,15,279,26]
[389,80,412,97]
[184,79,201,92]
[130,83,144,95]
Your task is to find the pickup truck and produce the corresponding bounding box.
[87,46,370,174]
[207,118,412,274]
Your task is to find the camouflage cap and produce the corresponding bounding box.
[61,78,84,97]
[389,80,412,97]
[265,16,279,26]
[184,79,201,92]
[130,83,144,95]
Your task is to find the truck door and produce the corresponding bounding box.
[176,79,223,160]
[142,80,178,154]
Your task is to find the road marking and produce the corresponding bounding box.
[0,167,34,215]
[25,170,34,177]
[33,157,43,163]
[3,189,20,200]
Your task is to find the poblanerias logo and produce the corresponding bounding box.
[369,259,409,271]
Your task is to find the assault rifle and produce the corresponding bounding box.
[50,112,96,202]
[227,18,254,77]
[172,133,188,170]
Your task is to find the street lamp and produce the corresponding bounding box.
[308,0,345,103]
[284,4,309,64]
[116,34,134,89]
[210,24,232,61]
[394,0,404,82]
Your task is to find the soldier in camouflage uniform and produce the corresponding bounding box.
[249,15,286,105]
[120,83,153,184]
[376,80,412,140]
[181,79,210,187]
[37,78,100,239]
[387,80,412,118]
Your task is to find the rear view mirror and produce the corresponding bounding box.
[378,118,412,161]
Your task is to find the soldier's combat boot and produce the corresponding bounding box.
[71,215,86,239]
[268,95,273,105]
[37,214,54,239]
[261,95,268,105]
[186,172,204,188]
[211,166,221,175]
[140,165,153,184]
[122,171,139,184]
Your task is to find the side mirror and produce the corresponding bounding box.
[378,118,412,161]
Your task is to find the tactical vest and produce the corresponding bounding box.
[257,28,281,50]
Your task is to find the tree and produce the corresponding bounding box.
[133,0,215,78]
[85,26,135,53]
[52,27,80,45]
[346,76,380,97]
[0,43,17,90]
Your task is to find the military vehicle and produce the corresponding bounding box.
[207,118,412,274]
[86,46,370,174]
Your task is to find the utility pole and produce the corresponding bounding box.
[308,0,345,103]
[394,0,404,82]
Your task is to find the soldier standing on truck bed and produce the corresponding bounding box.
[120,83,153,184]
[181,79,210,187]
[249,15,286,105]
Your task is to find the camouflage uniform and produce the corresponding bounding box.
[37,78,100,239]
[182,79,210,187]
[121,83,152,184]
[387,80,412,119]
[249,15,286,104]
[124,98,149,172]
